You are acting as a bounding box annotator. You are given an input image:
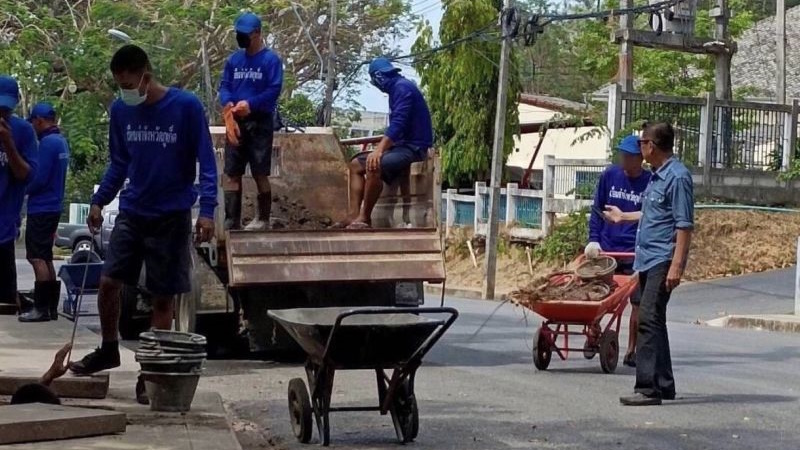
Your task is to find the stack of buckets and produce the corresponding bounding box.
[136,330,207,412]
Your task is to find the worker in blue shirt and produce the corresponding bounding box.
[0,75,37,311]
[18,103,70,323]
[586,133,651,367]
[604,123,694,406]
[218,12,283,231]
[336,58,433,229]
[70,46,218,392]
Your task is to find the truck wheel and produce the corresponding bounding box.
[176,270,199,333]
[72,237,93,254]
[119,284,149,340]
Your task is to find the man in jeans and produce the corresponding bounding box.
[604,122,694,406]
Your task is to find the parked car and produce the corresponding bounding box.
[55,210,117,257]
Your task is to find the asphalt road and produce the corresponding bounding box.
[15,261,800,449]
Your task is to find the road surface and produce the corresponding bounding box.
[15,261,800,449]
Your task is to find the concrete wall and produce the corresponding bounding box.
[693,168,800,206]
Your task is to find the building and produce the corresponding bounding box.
[507,94,609,189]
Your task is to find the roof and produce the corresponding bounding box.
[731,6,800,98]
[518,93,591,115]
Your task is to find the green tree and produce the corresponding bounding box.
[0,0,412,203]
[413,0,521,185]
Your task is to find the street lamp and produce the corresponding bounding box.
[107,28,171,51]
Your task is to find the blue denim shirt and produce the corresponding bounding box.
[633,157,694,272]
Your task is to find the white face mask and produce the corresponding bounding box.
[119,74,148,106]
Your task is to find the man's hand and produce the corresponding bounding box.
[195,217,215,244]
[0,118,11,144]
[366,151,383,172]
[233,100,251,118]
[87,204,103,235]
[665,264,683,291]
[41,343,72,386]
[603,205,624,224]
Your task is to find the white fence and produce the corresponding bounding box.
[441,156,605,240]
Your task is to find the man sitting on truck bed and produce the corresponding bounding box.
[335,58,433,229]
[69,45,217,378]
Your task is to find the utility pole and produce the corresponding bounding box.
[712,0,731,100]
[483,0,513,300]
[618,0,634,92]
[777,0,787,104]
[323,0,337,126]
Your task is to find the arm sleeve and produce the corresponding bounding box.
[247,54,283,114]
[384,87,413,143]
[218,59,234,107]
[671,176,694,230]
[91,112,129,207]
[26,137,54,195]
[20,125,38,185]
[588,171,607,243]
[189,99,219,219]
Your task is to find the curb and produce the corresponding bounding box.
[424,284,510,302]
[706,315,800,334]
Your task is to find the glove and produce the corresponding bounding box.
[223,104,241,147]
[233,100,251,118]
[584,242,602,259]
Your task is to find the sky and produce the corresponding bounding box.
[345,2,444,113]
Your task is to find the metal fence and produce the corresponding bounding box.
[616,90,798,172]
[622,93,703,167]
[553,164,605,198]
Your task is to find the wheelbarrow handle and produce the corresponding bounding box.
[323,307,459,367]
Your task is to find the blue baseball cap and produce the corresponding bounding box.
[0,75,20,110]
[235,12,262,34]
[28,102,56,121]
[616,134,641,155]
[368,58,401,76]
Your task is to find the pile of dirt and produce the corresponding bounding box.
[445,209,800,293]
[684,210,800,280]
[510,272,612,306]
[242,194,333,229]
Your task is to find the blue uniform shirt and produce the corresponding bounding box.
[92,89,218,219]
[633,157,694,272]
[27,127,69,215]
[383,77,433,155]
[218,48,283,115]
[589,165,651,252]
[0,115,38,244]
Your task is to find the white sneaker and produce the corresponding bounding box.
[244,219,269,231]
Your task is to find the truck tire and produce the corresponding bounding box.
[72,237,93,254]
[119,284,150,340]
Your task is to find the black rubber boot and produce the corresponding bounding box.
[18,281,51,322]
[48,280,61,321]
[224,191,242,231]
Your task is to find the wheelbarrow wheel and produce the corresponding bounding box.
[287,378,313,443]
[390,379,419,443]
[532,327,552,371]
[583,339,597,360]
[599,330,619,374]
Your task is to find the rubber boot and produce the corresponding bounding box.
[224,191,242,231]
[244,193,272,231]
[48,281,61,321]
[18,281,51,322]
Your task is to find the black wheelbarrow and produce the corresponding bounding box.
[268,306,459,446]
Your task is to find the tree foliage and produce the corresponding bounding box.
[0,0,411,202]
[413,0,521,186]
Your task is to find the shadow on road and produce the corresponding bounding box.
[666,393,798,405]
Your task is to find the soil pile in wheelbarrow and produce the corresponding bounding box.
[242,194,333,229]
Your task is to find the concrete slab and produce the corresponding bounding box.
[0,373,109,399]
[0,403,126,445]
[706,314,800,333]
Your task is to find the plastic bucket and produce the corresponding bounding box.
[141,371,201,412]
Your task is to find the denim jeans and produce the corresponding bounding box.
[634,261,676,398]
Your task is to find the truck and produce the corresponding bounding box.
[55,210,116,257]
[118,127,446,355]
